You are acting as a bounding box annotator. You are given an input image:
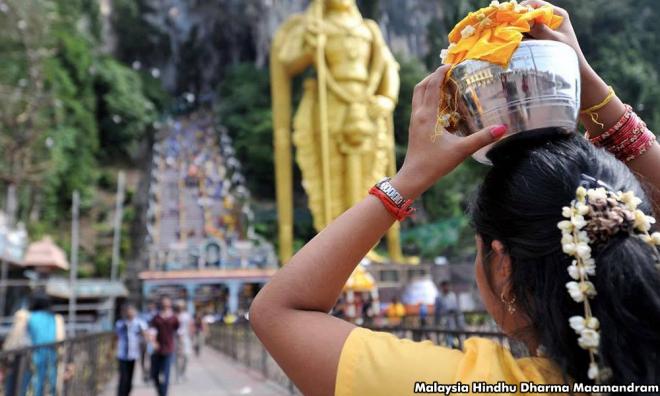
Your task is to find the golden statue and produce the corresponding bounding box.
[272,0,414,264]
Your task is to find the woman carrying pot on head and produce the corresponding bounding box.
[251,1,660,395]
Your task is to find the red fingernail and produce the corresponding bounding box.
[490,125,508,139]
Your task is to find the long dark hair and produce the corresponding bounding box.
[470,131,660,388]
[29,291,53,312]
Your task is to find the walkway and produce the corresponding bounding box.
[102,346,290,396]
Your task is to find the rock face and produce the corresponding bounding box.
[110,0,448,94]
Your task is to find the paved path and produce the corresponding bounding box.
[102,347,291,396]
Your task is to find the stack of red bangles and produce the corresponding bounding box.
[586,104,657,163]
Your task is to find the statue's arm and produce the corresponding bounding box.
[378,55,401,104]
[277,21,314,76]
[367,20,400,111]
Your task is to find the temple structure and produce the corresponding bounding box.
[140,112,278,317]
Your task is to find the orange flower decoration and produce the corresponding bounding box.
[444,1,563,67]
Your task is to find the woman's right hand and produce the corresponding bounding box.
[521,0,590,74]
[393,66,507,199]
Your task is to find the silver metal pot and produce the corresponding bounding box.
[447,40,581,164]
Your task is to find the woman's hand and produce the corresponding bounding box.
[393,65,507,199]
[521,0,590,74]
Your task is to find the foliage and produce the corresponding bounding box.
[392,57,427,165]
[554,0,660,134]
[111,0,172,76]
[215,64,275,199]
[401,217,468,257]
[0,0,165,277]
[94,57,159,162]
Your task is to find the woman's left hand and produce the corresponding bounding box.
[393,65,507,199]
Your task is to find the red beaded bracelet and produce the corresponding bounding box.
[586,105,633,144]
[369,186,415,222]
[586,105,657,163]
[621,128,655,163]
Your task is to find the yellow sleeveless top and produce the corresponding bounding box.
[335,328,568,396]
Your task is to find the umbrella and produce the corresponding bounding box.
[23,236,69,271]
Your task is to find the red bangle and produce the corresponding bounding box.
[586,105,656,162]
[621,128,655,162]
[369,186,415,221]
[586,105,633,144]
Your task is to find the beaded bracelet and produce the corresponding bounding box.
[585,105,633,144]
[621,128,655,163]
[586,106,656,162]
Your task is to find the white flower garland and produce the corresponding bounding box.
[558,185,660,382]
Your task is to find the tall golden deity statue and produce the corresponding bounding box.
[272,0,409,264]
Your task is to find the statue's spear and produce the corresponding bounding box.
[314,0,333,228]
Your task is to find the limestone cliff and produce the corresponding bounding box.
[108,0,452,95]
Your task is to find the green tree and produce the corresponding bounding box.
[0,0,166,277]
[216,64,275,199]
[554,0,660,133]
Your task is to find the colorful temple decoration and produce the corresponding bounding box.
[140,112,277,316]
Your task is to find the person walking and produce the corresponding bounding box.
[149,297,179,396]
[385,297,405,327]
[418,302,428,328]
[26,292,65,396]
[437,281,463,346]
[139,301,157,383]
[174,300,192,383]
[3,307,31,396]
[115,304,147,396]
[192,312,206,357]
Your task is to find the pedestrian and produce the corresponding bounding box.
[418,302,428,328]
[174,300,192,383]
[27,292,65,396]
[3,307,31,396]
[433,292,443,327]
[361,296,374,326]
[115,303,147,396]
[139,301,157,383]
[385,297,405,327]
[438,281,463,346]
[192,312,206,357]
[149,297,179,396]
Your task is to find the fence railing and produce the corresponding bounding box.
[207,322,517,395]
[361,325,529,357]
[0,332,115,396]
[208,321,301,395]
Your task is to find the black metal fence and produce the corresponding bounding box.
[208,322,301,395]
[207,322,517,395]
[0,332,115,396]
[362,325,529,357]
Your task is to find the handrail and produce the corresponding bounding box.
[0,331,113,358]
[0,332,115,396]
[363,324,503,336]
[208,321,301,395]
[207,321,516,396]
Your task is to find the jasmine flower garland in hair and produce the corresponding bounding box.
[558,185,660,382]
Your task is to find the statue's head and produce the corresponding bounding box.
[326,0,357,12]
